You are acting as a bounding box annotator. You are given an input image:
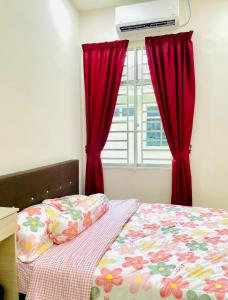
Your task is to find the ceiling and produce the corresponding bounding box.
[72,0,152,11]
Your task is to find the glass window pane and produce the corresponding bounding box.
[137,49,142,81]
[128,85,134,106]
[114,107,120,117]
[107,132,127,141]
[146,132,161,146]
[102,158,128,164]
[143,64,150,80]
[110,122,127,132]
[102,150,127,159]
[105,141,127,150]
[118,86,127,104]
[142,85,156,103]
[144,64,149,74]
[121,65,127,82]
[142,50,147,63]
[128,132,134,164]
[143,73,151,80]
[147,106,160,117]
[122,107,135,117]
[119,85,127,95]
[162,132,168,146]
[147,121,161,131]
[128,50,134,81]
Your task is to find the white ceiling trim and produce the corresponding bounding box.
[72,0,152,12]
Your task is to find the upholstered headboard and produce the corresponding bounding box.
[0,160,79,211]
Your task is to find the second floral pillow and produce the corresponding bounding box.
[48,194,109,244]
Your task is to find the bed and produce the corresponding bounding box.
[0,160,227,300]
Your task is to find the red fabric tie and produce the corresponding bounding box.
[86,150,100,159]
[173,150,190,160]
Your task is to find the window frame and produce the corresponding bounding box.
[102,43,171,169]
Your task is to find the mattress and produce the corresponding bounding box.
[18,255,39,294]
[18,202,228,300]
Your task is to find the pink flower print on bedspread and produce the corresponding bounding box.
[173,234,192,243]
[122,256,149,270]
[126,230,147,239]
[203,278,228,300]
[176,252,199,263]
[125,272,152,294]
[143,223,159,231]
[160,275,189,299]
[216,229,228,235]
[95,268,123,293]
[148,250,172,263]
[204,251,227,264]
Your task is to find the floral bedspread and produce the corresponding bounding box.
[92,203,228,300]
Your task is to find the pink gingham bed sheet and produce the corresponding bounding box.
[21,199,139,300]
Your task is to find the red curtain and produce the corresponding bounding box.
[82,40,129,195]
[145,31,195,206]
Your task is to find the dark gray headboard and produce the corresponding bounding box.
[0,160,79,211]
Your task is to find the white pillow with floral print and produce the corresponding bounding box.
[48,194,109,244]
[16,204,59,263]
[43,193,108,212]
[42,194,89,211]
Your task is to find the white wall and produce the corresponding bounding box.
[79,0,228,209]
[0,0,83,190]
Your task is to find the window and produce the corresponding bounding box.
[102,46,171,167]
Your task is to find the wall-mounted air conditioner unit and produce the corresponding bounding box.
[115,0,179,33]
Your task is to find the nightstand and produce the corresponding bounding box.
[0,207,19,300]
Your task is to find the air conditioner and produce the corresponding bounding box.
[115,0,179,33]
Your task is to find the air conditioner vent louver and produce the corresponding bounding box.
[119,19,176,32]
[115,0,179,33]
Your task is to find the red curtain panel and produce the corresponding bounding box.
[145,31,195,206]
[82,40,129,195]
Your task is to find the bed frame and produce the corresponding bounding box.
[0,160,79,211]
[0,160,79,299]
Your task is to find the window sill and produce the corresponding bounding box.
[103,163,172,171]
